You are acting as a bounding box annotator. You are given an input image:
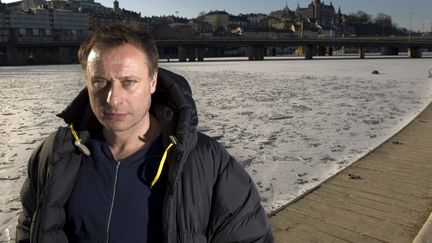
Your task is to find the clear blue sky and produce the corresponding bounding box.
[3,0,432,31]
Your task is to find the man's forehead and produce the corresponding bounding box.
[85,46,151,78]
[87,44,147,64]
[87,49,100,65]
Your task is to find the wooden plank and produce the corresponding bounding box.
[278,208,385,243]
[320,184,426,214]
[281,219,351,243]
[271,226,314,242]
[313,187,424,222]
[364,150,432,166]
[324,181,430,209]
[361,156,432,170]
[269,212,299,230]
[357,159,432,174]
[345,166,432,188]
[305,190,421,226]
[331,170,432,199]
[362,155,432,168]
[285,200,411,242]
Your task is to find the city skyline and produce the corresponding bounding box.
[2,0,432,32]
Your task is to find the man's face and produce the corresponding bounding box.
[85,43,157,133]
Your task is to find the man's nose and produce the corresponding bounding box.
[106,82,124,106]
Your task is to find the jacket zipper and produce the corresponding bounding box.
[106,161,120,243]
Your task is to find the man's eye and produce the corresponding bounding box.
[92,80,108,89]
[123,79,137,86]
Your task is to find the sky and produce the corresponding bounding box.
[2,0,432,31]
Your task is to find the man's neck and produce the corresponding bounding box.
[103,114,160,161]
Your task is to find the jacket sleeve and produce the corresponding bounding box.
[15,141,43,243]
[207,145,274,243]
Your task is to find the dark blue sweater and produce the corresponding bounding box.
[65,129,166,243]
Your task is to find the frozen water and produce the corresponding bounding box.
[1,58,432,240]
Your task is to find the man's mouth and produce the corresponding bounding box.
[103,111,128,120]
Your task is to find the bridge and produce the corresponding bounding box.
[155,37,432,61]
[1,37,432,65]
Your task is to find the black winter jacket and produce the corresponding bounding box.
[16,68,273,243]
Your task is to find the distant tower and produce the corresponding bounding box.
[113,0,119,12]
[313,0,321,20]
[22,0,33,11]
[283,0,290,12]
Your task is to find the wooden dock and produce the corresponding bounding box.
[269,103,432,243]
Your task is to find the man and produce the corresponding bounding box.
[16,23,273,243]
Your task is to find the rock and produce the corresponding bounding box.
[372,70,380,75]
[296,178,308,184]
[297,172,307,177]
[347,173,363,180]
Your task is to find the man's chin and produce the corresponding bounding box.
[101,122,131,133]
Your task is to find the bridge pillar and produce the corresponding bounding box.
[317,46,326,56]
[380,47,398,55]
[359,47,365,59]
[6,46,17,65]
[178,46,187,62]
[408,47,422,58]
[6,46,27,65]
[187,47,196,62]
[197,47,205,61]
[304,45,314,60]
[328,47,333,56]
[259,47,265,60]
[247,47,253,60]
[58,47,73,64]
[248,46,264,61]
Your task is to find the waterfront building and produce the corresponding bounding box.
[270,4,296,22]
[9,9,51,43]
[229,15,249,29]
[245,13,268,27]
[52,10,89,41]
[65,0,108,13]
[153,23,193,39]
[191,19,213,36]
[295,0,338,26]
[5,8,88,43]
[203,10,229,31]
[0,1,90,65]
[0,3,9,43]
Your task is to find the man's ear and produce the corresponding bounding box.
[150,70,158,94]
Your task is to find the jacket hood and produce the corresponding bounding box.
[57,67,198,154]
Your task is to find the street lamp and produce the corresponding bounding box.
[409,11,412,40]
[175,11,179,40]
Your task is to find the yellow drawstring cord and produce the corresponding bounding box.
[69,123,91,156]
[69,123,80,143]
[150,143,173,189]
